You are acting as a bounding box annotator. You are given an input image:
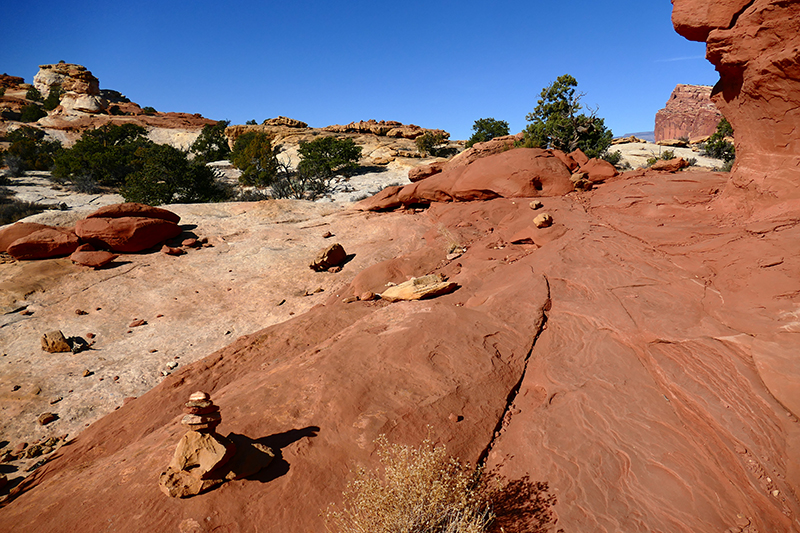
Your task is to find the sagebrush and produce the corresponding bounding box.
[326,435,495,533]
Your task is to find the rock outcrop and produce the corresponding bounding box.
[654,84,723,142]
[262,116,307,128]
[5,226,80,260]
[672,0,800,199]
[33,63,106,114]
[75,203,183,253]
[322,119,449,140]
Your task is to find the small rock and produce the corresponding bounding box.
[75,309,88,315]
[12,385,20,392]
[309,243,347,272]
[86,332,95,339]
[166,362,178,370]
[328,266,342,273]
[380,274,458,302]
[199,237,208,244]
[533,213,553,228]
[38,412,57,426]
[189,391,210,401]
[82,369,92,377]
[49,396,62,405]
[276,299,286,306]
[113,375,119,381]
[129,319,147,328]
[41,330,71,353]
[181,238,199,248]
[360,291,376,302]
[322,231,333,238]
[529,200,543,210]
[342,296,358,304]
[20,309,33,316]
[161,245,185,256]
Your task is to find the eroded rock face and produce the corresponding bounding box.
[672,0,800,199]
[33,63,106,115]
[75,217,182,253]
[6,227,80,260]
[654,84,723,142]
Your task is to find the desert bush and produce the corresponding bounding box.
[109,105,124,116]
[661,150,675,160]
[701,118,735,166]
[3,127,62,175]
[190,120,231,164]
[230,131,282,187]
[325,435,495,533]
[245,119,257,125]
[0,88,5,98]
[465,118,509,148]
[600,150,623,166]
[522,74,613,158]
[53,123,149,186]
[26,87,43,102]
[0,197,46,225]
[298,136,361,180]
[416,131,448,156]
[20,104,47,123]
[120,143,232,205]
[42,85,63,111]
[687,157,697,166]
[141,106,157,115]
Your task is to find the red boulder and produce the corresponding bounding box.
[76,217,182,253]
[580,158,619,182]
[86,203,181,224]
[0,222,51,252]
[7,227,80,260]
[568,148,589,166]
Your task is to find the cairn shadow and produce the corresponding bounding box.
[246,425,320,484]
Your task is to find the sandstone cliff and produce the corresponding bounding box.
[672,0,800,200]
[654,84,723,142]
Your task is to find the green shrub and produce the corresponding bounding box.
[661,150,675,160]
[42,85,63,111]
[297,136,361,180]
[141,106,157,115]
[325,435,495,533]
[190,120,231,164]
[415,131,448,156]
[522,74,613,158]
[3,127,62,175]
[20,104,47,123]
[465,118,509,148]
[230,131,282,187]
[52,123,149,186]
[120,143,232,205]
[26,87,43,102]
[0,88,6,98]
[701,118,735,166]
[0,198,47,225]
[109,105,124,116]
[245,119,257,125]
[645,150,677,168]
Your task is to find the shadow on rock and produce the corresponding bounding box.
[248,426,320,484]
[491,476,557,533]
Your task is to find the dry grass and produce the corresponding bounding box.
[326,435,496,533]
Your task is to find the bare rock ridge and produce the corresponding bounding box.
[654,84,723,142]
[673,0,800,200]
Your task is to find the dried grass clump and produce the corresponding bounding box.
[326,435,495,533]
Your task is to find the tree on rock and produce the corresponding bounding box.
[297,136,361,180]
[523,74,613,158]
[230,131,282,187]
[466,118,510,148]
[190,120,231,164]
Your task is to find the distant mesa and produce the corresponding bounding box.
[654,84,722,143]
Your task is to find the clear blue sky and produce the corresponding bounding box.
[2,0,717,140]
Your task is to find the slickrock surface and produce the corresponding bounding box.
[1,166,798,532]
[654,84,723,142]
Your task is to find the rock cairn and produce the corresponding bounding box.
[181,391,222,432]
[159,391,275,498]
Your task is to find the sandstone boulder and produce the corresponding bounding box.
[75,217,182,253]
[408,161,447,182]
[0,222,51,252]
[7,227,80,260]
[41,331,71,353]
[262,116,308,128]
[380,274,458,302]
[69,244,118,269]
[86,203,181,224]
[580,158,618,182]
[310,243,347,272]
[568,149,589,166]
[651,158,690,172]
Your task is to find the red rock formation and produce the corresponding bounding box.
[6,227,80,260]
[0,222,51,252]
[654,84,723,141]
[75,216,182,253]
[672,0,800,200]
[86,202,181,224]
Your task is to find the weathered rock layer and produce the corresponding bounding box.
[654,84,723,142]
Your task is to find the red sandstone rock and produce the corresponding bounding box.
[568,148,589,166]
[76,217,182,253]
[408,161,447,182]
[579,158,618,182]
[673,0,800,199]
[358,148,573,211]
[6,227,80,260]
[0,222,51,252]
[85,203,181,224]
[551,149,580,172]
[69,245,119,269]
[654,84,723,142]
[651,157,690,172]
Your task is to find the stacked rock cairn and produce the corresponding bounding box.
[159,391,274,498]
[182,391,222,431]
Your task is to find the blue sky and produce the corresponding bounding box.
[2,0,717,140]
